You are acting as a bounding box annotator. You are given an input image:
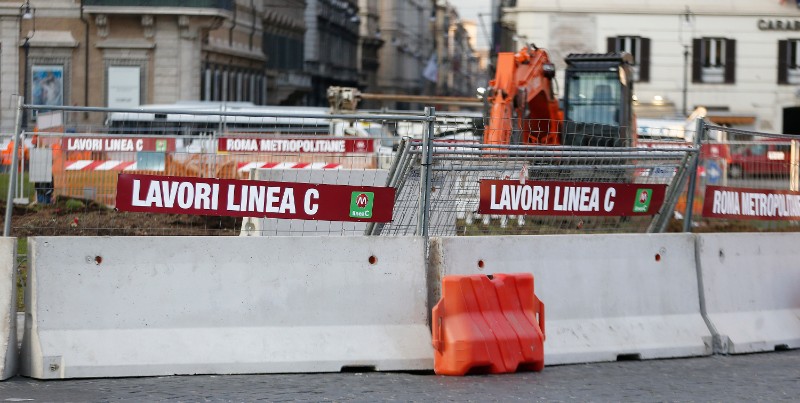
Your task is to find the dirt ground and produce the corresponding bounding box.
[8,196,242,237]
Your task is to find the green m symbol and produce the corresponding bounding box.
[633,188,653,213]
[349,191,374,218]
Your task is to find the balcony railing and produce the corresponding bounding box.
[83,0,235,11]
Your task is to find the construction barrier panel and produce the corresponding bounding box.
[432,273,545,375]
[696,233,800,354]
[21,236,432,379]
[241,169,389,236]
[0,238,17,380]
[428,234,712,365]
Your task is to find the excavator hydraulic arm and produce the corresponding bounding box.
[484,45,563,146]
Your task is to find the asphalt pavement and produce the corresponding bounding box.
[0,349,797,402]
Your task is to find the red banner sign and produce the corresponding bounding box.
[479,180,667,216]
[64,137,175,152]
[218,137,375,153]
[702,185,800,220]
[115,174,395,222]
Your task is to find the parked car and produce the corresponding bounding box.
[728,139,792,178]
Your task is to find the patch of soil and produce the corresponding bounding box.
[9,196,242,237]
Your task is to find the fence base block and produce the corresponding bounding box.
[21,236,433,379]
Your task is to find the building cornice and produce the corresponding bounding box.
[82,6,232,19]
[202,43,266,62]
[507,4,800,18]
[20,30,78,48]
[0,3,79,18]
[96,39,155,49]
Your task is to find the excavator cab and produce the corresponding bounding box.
[561,53,635,147]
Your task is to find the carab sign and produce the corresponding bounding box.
[115,173,394,222]
[479,180,667,216]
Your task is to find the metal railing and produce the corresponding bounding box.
[4,103,799,238]
[687,122,800,232]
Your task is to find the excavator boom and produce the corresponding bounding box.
[484,45,563,146]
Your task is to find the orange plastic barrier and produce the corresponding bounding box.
[432,273,545,376]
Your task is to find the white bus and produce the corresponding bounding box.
[105,101,336,136]
[105,101,397,165]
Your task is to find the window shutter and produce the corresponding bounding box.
[724,38,736,84]
[779,40,789,85]
[692,39,702,83]
[607,37,616,53]
[639,37,651,82]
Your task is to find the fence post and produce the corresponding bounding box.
[417,107,435,236]
[4,97,24,236]
[791,139,799,192]
[683,117,706,232]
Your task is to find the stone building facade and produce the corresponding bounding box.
[435,3,481,98]
[0,0,485,132]
[506,0,800,132]
[375,0,433,109]
[0,0,266,131]
[356,0,383,108]
[303,0,361,105]
[263,0,310,105]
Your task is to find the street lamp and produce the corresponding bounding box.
[20,0,35,128]
[680,6,694,117]
[21,2,32,19]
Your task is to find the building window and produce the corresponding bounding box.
[607,36,650,82]
[99,46,150,108]
[201,64,267,105]
[213,68,222,101]
[203,68,212,101]
[778,39,800,85]
[27,46,73,122]
[106,66,141,108]
[226,69,234,101]
[692,38,736,84]
[235,71,242,102]
[31,65,64,106]
[264,32,305,70]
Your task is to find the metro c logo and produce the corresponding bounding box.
[349,191,374,219]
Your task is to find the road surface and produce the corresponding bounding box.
[0,349,797,402]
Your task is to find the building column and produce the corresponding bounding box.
[1,17,20,133]
[152,16,180,104]
[152,16,203,103]
[178,16,201,101]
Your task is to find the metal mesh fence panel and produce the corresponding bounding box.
[9,105,421,237]
[4,105,730,237]
[690,124,800,232]
[376,115,696,236]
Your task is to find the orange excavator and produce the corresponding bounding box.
[484,44,563,146]
[484,44,636,147]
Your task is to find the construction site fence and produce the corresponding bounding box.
[3,103,798,237]
[688,124,800,232]
[373,138,695,236]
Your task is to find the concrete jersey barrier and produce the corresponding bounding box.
[429,233,712,365]
[21,236,432,379]
[696,232,800,354]
[0,238,16,380]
